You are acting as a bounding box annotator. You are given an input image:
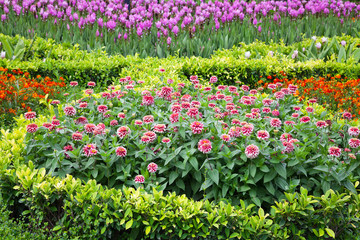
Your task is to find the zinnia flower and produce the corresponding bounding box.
[24,111,36,120]
[72,132,83,141]
[143,115,154,124]
[257,130,270,141]
[300,116,311,123]
[116,146,127,157]
[349,138,360,148]
[134,175,145,183]
[198,139,212,154]
[64,106,76,116]
[147,162,158,173]
[328,146,341,157]
[245,144,260,159]
[221,134,231,142]
[117,126,131,139]
[26,123,38,133]
[154,124,166,133]
[84,124,96,133]
[162,137,171,143]
[190,121,204,134]
[97,105,108,113]
[348,127,360,136]
[270,118,282,128]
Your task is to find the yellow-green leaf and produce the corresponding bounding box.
[325,228,335,238]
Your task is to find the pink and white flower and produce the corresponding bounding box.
[190,121,204,134]
[116,146,127,157]
[147,162,158,173]
[198,139,212,154]
[245,144,260,159]
[134,175,145,183]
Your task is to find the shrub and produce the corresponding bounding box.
[22,76,360,207]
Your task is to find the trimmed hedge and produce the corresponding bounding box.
[1,35,360,87]
[1,117,360,239]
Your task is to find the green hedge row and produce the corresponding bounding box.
[1,35,360,87]
[1,117,360,239]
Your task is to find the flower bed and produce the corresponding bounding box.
[0,67,66,127]
[262,76,360,119]
[23,74,360,206]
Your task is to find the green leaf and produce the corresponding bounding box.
[189,157,198,170]
[145,226,151,235]
[169,171,179,185]
[249,164,256,177]
[344,180,357,194]
[275,177,289,191]
[264,170,277,183]
[325,228,335,238]
[337,46,346,63]
[13,38,25,60]
[274,163,286,179]
[101,226,106,234]
[53,225,62,231]
[176,179,185,190]
[125,219,133,230]
[91,169,98,178]
[208,169,219,185]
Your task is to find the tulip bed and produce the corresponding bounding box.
[1,0,360,57]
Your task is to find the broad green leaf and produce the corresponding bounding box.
[274,163,286,179]
[325,228,335,238]
[208,169,219,185]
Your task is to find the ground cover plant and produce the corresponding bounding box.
[0,67,66,129]
[22,73,360,208]
[261,75,360,119]
[1,0,360,57]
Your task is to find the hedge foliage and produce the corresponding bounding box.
[1,116,360,239]
[1,35,360,87]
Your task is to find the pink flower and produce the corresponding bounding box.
[154,124,166,133]
[270,118,282,128]
[309,98,317,104]
[285,121,296,126]
[83,144,97,157]
[293,106,301,111]
[142,95,154,105]
[26,123,38,133]
[241,124,254,136]
[241,85,250,92]
[282,141,294,153]
[221,134,231,142]
[147,162,158,173]
[328,146,341,157]
[171,104,181,113]
[110,120,119,126]
[272,110,280,116]
[97,105,108,113]
[63,145,74,159]
[281,88,290,95]
[300,116,311,123]
[85,89,94,95]
[306,107,314,113]
[134,175,145,183]
[267,84,276,90]
[117,126,131,139]
[245,144,260,159]
[228,86,237,93]
[84,124,96,133]
[72,132,83,141]
[75,116,88,125]
[274,91,285,99]
[143,115,154,124]
[190,75,198,81]
[216,93,225,100]
[162,137,171,143]
[257,130,270,140]
[51,100,60,105]
[52,119,60,126]
[208,103,216,108]
[118,113,126,119]
[135,120,143,126]
[262,99,273,106]
[349,138,360,148]
[210,76,218,83]
[167,78,174,84]
[141,135,151,143]
[169,113,179,123]
[70,81,78,86]
[191,121,204,134]
[262,107,271,114]
[79,102,88,108]
[64,106,76,116]
[249,89,258,95]
[280,133,292,142]
[292,113,299,118]
[186,108,199,118]
[87,81,96,87]
[116,146,127,157]
[232,119,241,125]
[181,102,191,109]
[144,131,157,142]
[198,139,212,154]
[24,111,36,120]
[42,123,55,131]
[316,121,327,128]
[229,126,242,137]
[348,127,360,136]
[343,112,352,120]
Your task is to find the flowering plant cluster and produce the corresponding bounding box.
[262,75,360,119]
[0,67,66,126]
[24,74,360,206]
[1,0,360,57]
